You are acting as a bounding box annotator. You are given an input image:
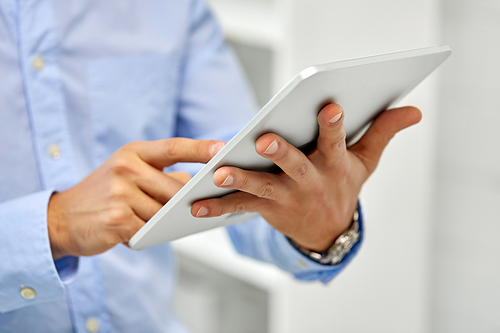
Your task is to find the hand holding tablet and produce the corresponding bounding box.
[129,46,451,250]
[192,103,422,252]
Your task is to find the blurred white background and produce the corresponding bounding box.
[173,0,500,332]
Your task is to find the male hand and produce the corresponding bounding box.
[48,138,225,260]
[191,104,422,252]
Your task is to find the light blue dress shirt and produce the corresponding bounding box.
[0,0,363,332]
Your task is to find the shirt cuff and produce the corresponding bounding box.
[227,204,364,284]
[54,256,79,283]
[274,211,364,284]
[0,189,69,312]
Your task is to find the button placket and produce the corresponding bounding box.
[18,0,80,191]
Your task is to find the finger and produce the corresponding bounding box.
[110,155,190,204]
[213,166,285,201]
[167,171,191,184]
[131,164,187,204]
[349,106,422,174]
[316,103,348,168]
[254,134,318,185]
[129,138,225,169]
[130,190,164,221]
[191,191,264,218]
[135,168,184,204]
[119,214,147,244]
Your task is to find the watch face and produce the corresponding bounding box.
[323,221,360,265]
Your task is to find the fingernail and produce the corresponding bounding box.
[210,142,225,156]
[221,174,234,186]
[328,112,343,124]
[264,140,279,155]
[196,206,209,217]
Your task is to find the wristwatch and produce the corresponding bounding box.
[289,208,361,265]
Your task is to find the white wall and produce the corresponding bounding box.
[270,1,442,332]
[431,0,500,331]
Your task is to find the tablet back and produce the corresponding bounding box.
[129,46,451,250]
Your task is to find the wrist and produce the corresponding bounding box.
[291,205,357,253]
[47,193,72,260]
[288,205,361,265]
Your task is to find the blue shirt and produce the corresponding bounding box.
[0,0,363,332]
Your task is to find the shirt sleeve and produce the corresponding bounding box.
[227,205,364,284]
[0,190,76,313]
[175,0,363,284]
[175,0,258,140]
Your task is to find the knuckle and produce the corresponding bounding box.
[336,134,347,150]
[106,206,132,227]
[110,157,134,176]
[163,139,180,158]
[234,199,245,213]
[212,201,228,216]
[109,182,130,200]
[105,237,118,248]
[214,204,225,216]
[239,175,250,190]
[258,182,274,198]
[293,161,310,178]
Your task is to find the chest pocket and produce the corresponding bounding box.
[88,54,180,167]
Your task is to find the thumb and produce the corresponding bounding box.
[349,106,422,174]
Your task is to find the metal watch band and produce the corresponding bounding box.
[289,207,361,265]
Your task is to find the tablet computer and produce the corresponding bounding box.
[129,45,451,250]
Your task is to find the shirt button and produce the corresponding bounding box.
[48,144,61,160]
[86,318,100,333]
[33,56,44,71]
[20,287,36,300]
